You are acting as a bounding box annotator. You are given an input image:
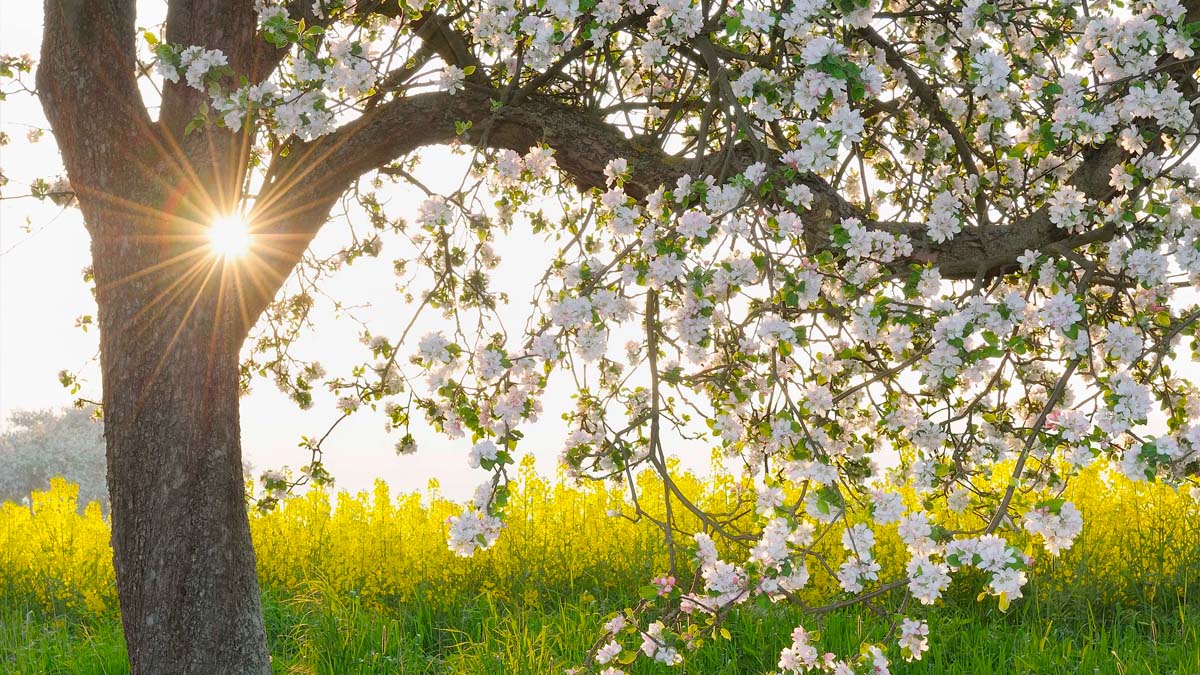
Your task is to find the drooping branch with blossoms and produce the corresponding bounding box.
[13,0,1200,672]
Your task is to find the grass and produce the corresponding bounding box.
[3,474,1199,673]
[2,577,1198,675]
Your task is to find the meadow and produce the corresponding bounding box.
[1,458,1198,674]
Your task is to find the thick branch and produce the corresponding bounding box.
[863,139,1130,279]
[155,0,266,219]
[160,0,260,139]
[38,0,153,220]
[249,84,1098,299]
[246,87,674,322]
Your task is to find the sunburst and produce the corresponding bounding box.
[208,212,253,259]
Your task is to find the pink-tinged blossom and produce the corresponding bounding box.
[437,65,466,94]
[898,619,929,661]
[677,209,712,238]
[1039,291,1081,331]
[447,510,502,556]
[1023,502,1083,555]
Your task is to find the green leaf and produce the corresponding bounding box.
[1009,336,1028,355]
[1037,498,1066,514]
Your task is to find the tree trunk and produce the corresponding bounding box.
[34,2,310,672]
[93,208,271,674]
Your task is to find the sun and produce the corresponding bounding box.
[208,214,252,258]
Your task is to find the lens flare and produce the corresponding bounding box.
[208,214,252,258]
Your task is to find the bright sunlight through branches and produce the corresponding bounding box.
[208,214,251,259]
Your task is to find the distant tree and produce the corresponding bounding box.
[0,407,106,508]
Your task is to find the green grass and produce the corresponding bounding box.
[2,580,1198,675]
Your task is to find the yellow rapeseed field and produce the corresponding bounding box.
[2,456,1197,619]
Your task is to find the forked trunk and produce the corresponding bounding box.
[35,2,340,671]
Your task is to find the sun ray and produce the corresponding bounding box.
[97,247,210,295]
[134,260,223,414]
[127,254,219,335]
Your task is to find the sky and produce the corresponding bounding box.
[0,2,660,501]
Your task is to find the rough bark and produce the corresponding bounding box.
[40,2,275,673]
[95,231,272,675]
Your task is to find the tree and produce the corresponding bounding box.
[0,407,107,508]
[5,0,1200,672]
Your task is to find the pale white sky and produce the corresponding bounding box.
[0,2,699,500]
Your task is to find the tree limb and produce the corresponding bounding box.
[38,0,153,219]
